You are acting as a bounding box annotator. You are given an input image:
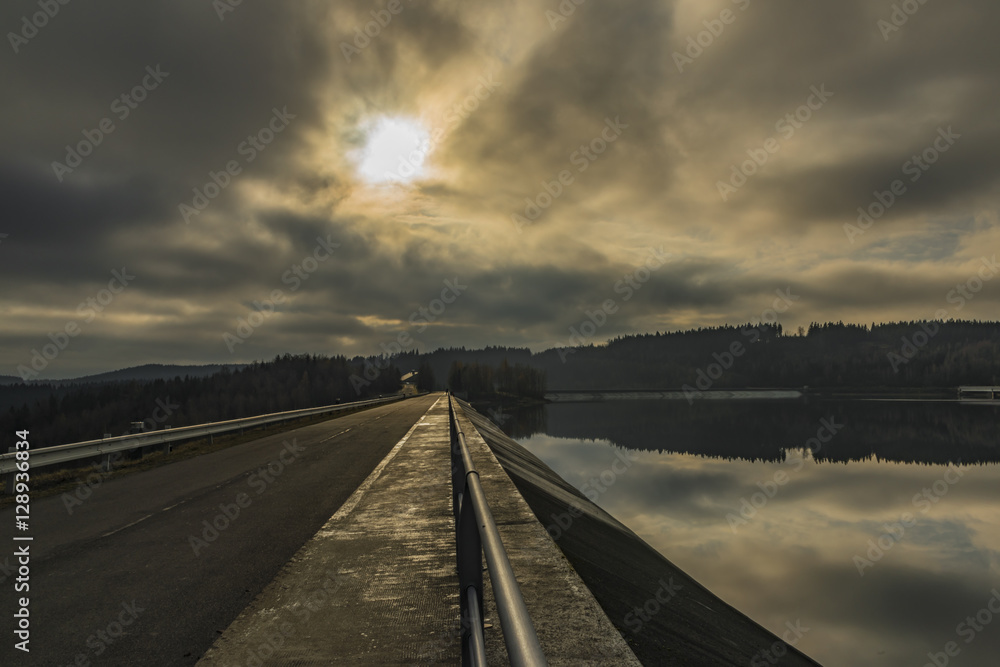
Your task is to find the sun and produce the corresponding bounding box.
[356,116,431,184]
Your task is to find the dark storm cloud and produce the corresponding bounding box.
[1,0,998,376]
[0,1,338,287]
[689,0,1000,227]
[743,130,999,227]
[856,226,968,263]
[0,161,169,280]
[451,0,679,211]
[2,1,330,174]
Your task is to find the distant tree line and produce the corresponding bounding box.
[415,361,436,392]
[0,354,400,447]
[447,359,547,400]
[391,320,1000,391]
[4,318,997,447]
[504,398,1000,465]
[532,319,1000,390]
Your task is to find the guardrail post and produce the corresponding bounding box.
[457,487,484,665]
[449,397,463,520]
[450,395,486,667]
[2,447,14,496]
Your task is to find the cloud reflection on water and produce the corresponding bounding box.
[508,400,1000,666]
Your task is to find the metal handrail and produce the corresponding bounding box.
[448,394,547,667]
[0,395,404,475]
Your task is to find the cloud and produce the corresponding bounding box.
[1,0,998,376]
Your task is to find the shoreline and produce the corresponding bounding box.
[543,386,972,401]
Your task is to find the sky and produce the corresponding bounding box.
[2,0,999,379]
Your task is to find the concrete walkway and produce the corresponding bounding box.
[200,394,639,665]
[455,401,642,666]
[199,395,460,665]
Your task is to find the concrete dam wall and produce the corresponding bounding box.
[459,399,821,667]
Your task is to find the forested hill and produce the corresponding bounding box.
[393,320,1000,391]
[0,354,399,448]
[532,319,1000,390]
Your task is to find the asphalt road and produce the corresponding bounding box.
[0,393,438,666]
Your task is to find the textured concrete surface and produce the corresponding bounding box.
[199,394,461,665]
[200,394,640,666]
[460,400,822,667]
[453,401,643,666]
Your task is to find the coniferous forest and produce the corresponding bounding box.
[534,319,1000,390]
[2,319,998,447]
[446,359,547,400]
[0,354,400,448]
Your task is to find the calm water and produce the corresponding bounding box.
[494,397,1000,667]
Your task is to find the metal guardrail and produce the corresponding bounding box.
[448,394,547,667]
[958,385,999,399]
[0,395,404,477]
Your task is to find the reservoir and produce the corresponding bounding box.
[495,396,1000,666]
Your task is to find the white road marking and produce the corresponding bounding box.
[101,513,153,538]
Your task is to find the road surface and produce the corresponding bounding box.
[0,394,438,666]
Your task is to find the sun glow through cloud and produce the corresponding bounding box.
[356,116,431,184]
[4,0,1000,378]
